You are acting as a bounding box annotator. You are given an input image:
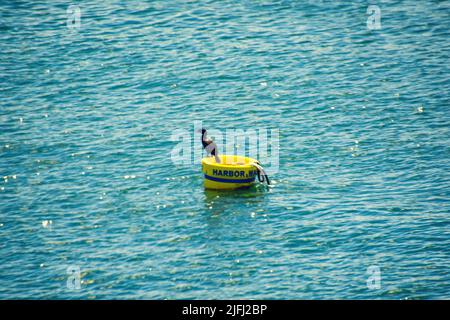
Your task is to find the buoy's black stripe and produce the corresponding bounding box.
[204,174,255,183]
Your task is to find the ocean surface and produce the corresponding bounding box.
[1,1,449,299]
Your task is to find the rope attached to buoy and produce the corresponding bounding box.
[252,162,270,185]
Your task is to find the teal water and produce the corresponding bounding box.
[1,1,449,299]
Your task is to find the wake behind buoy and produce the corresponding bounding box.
[202,155,270,190]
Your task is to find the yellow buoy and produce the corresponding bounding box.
[202,155,259,190]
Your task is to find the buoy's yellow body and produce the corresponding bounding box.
[202,155,259,190]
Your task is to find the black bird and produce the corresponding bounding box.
[201,128,220,163]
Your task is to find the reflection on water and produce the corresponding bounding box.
[204,185,268,204]
[203,185,268,216]
[201,184,270,232]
